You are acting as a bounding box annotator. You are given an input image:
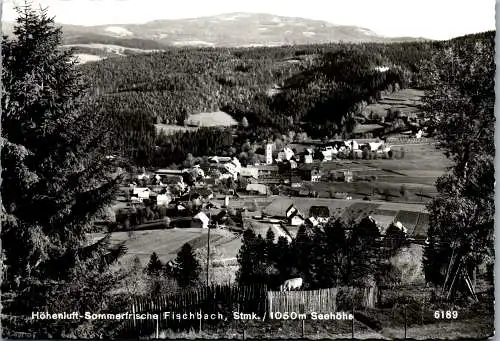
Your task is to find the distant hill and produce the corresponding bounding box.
[2,13,429,60]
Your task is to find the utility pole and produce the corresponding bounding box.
[206,211,211,286]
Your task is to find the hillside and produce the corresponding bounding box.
[72,31,492,167]
[2,13,429,60]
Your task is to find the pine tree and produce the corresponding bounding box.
[323,219,350,286]
[293,225,314,286]
[173,243,200,288]
[1,3,125,337]
[236,229,259,285]
[275,236,292,283]
[145,252,164,277]
[265,227,275,247]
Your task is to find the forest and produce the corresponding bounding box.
[80,32,494,168]
[80,40,435,167]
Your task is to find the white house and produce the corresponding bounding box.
[157,194,171,206]
[266,144,273,164]
[246,183,268,195]
[223,157,242,180]
[133,187,151,199]
[321,147,333,161]
[394,221,408,235]
[368,142,384,152]
[286,204,298,219]
[209,156,232,164]
[344,140,359,150]
[240,166,259,179]
[193,212,210,229]
[303,148,314,164]
[306,217,319,227]
[283,147,295,161]
[137,173,150,180]
[375,66,390,72]
[290,212,305,226]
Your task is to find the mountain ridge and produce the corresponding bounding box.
[2,12,430,49]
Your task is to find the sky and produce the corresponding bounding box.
[2,0,496,40]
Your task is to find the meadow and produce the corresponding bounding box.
[306,143,450,203]
[365,88,424,118]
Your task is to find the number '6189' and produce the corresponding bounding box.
[434,310,458,319]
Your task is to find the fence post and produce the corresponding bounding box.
[421,299,424,325]
[404,304,407,339]
[132,301,136,329]
[156,316,159,339]
[351,297,354,339]
[199,309,202,333]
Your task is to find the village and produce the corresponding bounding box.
[100,125,436,275]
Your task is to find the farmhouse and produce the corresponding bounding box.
[343,170,353,183]
[305,216,319,227]
[302,148,314,164]
[344,140,359,150]
[286,205,298,218]
[288,210,305,226]
[155,169,184,176]
[157,194,171,206]
[209,156,232,164]
[132,187,151,200]
[239,166,259,179]
[309,206,330,223]
[193,212,210,229]
[246,183,269,195]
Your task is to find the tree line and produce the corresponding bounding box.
[237,218,408,290]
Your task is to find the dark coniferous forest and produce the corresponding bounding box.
[81,40,435,166]
[79,32,495,168]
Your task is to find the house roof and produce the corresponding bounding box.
[289,210,305,220]
[132,187,150,195]
[155,169,184,175]
[193,212,210,225]
[246,184,268,193]
[309,206,330,218]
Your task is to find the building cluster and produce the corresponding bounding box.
[282,203,408,238]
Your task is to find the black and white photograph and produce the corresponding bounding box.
[0,0,496,339]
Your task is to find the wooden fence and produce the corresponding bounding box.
[267,286,378,316]
[386,137,433,144]
[124,283,267,337]
[267,287,338,315]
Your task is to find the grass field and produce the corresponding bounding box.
[365,88,424,118]
[89,228,241,267]
[305,143,449,203]
[184,111,238,127]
